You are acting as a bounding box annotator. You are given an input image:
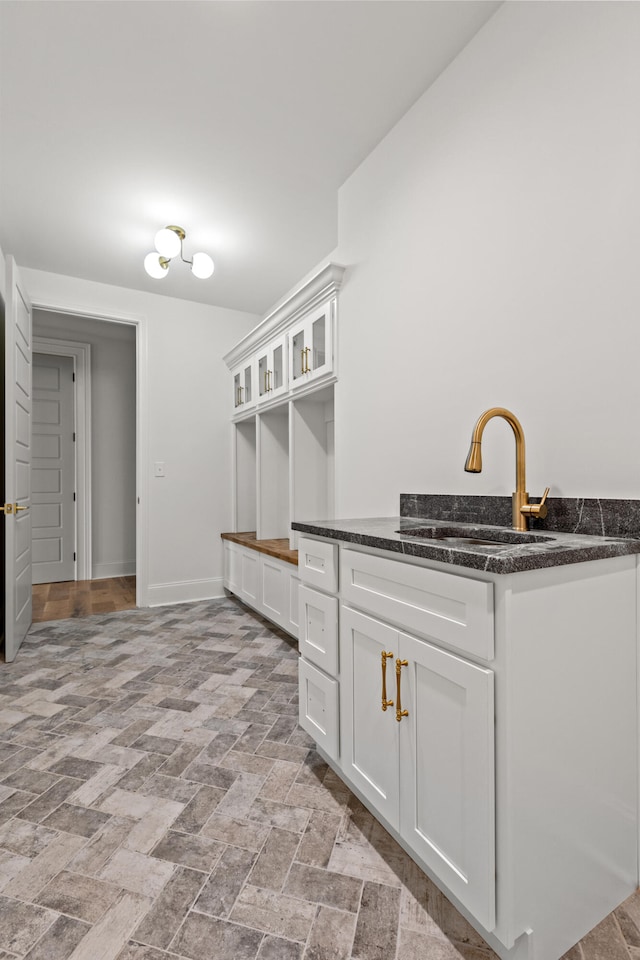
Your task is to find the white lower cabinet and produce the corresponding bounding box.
[296,537,639,960]
[223,541,299,638]
[340,605,495,931]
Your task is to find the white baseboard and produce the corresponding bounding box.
[92,560,136,579]
[146,577,226,607]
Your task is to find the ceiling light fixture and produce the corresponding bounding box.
[144,225,215,280]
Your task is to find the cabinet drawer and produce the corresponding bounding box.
[341,548,494,660]
[298,658,339,760]
[298,536,338,593]
[299,584,339,675]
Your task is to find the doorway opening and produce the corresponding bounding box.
[30,310,138,623]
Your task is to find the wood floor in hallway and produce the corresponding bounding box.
[32,576,136,622]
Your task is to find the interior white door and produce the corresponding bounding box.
[32,353,75,584]
[4,256,33,662]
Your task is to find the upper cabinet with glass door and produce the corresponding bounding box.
[257,334,288,403]
[232,358,257,414]
[225,263,345,418]
[288,302,333,390]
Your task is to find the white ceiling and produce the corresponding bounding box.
[0,0,500,316]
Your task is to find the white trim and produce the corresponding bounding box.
[92,560,136,579]
[31,302,149,608]
[33,336,92,580]
[146,577,226,607]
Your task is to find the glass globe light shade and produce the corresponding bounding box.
[191,252,215,279]
[144,252,169,279]
[154,227,182,259]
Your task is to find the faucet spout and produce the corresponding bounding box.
[464,407,544,531]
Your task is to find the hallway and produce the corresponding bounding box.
[31,577,136,623]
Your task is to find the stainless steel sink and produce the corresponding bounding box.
[395,526,555,547]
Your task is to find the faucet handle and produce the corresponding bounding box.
[521,487,550,520]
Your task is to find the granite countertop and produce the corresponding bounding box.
[291,516,640,574]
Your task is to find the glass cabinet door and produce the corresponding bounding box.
[288,302,333,389]
[272,343,284,392]
[256,337,288,401]
[232,359,256,412]
[258,354,269,398]
[311,312,327,373]
[291,329,306,385]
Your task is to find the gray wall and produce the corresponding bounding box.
[33,310,136,579]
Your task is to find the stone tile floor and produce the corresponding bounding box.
[0,596,638,960]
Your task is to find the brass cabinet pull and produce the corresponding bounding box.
[264,371,268,393]
[236,385,244,406]
[14,504,28,512]
[304,346,311,373]
[395,659,409,722]
[381,651,394,711]
[300,349,306,375]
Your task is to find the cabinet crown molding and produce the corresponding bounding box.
[224,262,346,370]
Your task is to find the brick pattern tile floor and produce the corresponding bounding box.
[0,597,637,959]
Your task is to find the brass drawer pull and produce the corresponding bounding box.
[396,659,409,722]
[381,651,394,711]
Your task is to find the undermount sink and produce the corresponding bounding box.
[396,525,555,548]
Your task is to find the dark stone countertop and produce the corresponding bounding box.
[291,516,640,575]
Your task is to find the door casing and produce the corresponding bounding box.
[30,304,148,608]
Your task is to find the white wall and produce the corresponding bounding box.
[23,268,258,604]
[33,310,136,579]
[0,244,6,303]
[333,2,640,517]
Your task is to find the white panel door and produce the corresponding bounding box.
[32,354,75,584]
[398,630,495,931]
[4,257,33,662]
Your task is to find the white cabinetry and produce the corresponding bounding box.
[296,534,639,960]
[297,535,341,765]
[223,539,299,638]
[339,587,495,930]
[225,264,343,547]
[232,358,256,412]
[257,334,287,402]
[288,302,333,389]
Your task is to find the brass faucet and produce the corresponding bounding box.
[464,407,550,532]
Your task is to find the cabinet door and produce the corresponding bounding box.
[340,606,400,828]
[261,555,290,629]
[240,548,260,607]
[232,359,257,412]
[257,336,288,402]
[398,631,495,931]
[289,302,333,389]
[224,541,241,594]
